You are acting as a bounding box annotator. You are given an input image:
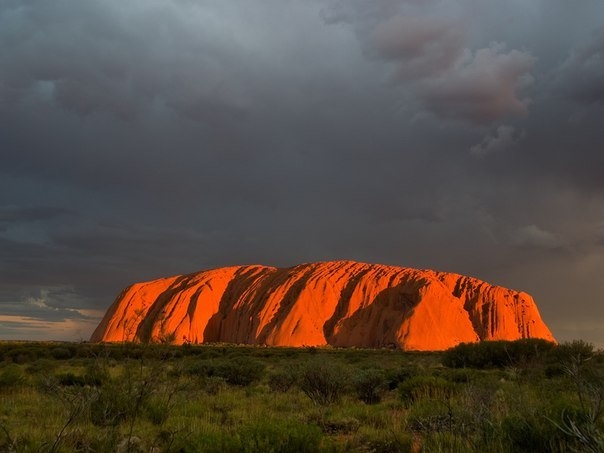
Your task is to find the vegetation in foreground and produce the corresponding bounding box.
[0,339,602,452]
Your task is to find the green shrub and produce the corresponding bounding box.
[298,361,348,405]
[551,407,604,452]
[544,363,566,379]
[183,359,214,376]
[174,429,241,453]
[89,362,160,426]
[0,364,24,388]
[90,382,132,426]
[56,372,88,386]
[354,428,413,453]
[213,357,265,386]
[501,414,555,452]
[406,398,453,433]
[185,356,265,386]
[83,362,109,386]
[510,338,556,363]
[268,371,296,393]
[353,369,388,404]
[144,397,170,426]
[420,432,470,452]
[51,347,72,360]
[443,339,555,369]
[320,416,360,434]
[548,340,595,365]
[55,367,105,387]
[439,368,473,383]
[398,376,453,405]
[239,419,322,453]
[203,376,227,395]
[385,366,417,390]
[9,348,37,364]
[26,359,57,375]
[74,345,95,358]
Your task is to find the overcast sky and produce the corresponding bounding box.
[1,0,603,345]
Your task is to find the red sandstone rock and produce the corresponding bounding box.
[90,261,556,350]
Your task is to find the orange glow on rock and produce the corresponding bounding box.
[90,261,556,350]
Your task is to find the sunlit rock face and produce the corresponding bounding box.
[90,261,555,351]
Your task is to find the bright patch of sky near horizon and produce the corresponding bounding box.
[1,0,604,346]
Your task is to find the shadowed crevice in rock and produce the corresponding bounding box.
[98,285,135,341]
[329,284,420,348]
[135,275,191,342]
[186,284,205,322]
[256,263,321,344]
[323,265,372,342]
[202,266,268,343]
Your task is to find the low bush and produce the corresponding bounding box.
[0,364,24,388]
[443,339,555,369]
[90,381,132,427]
[203,376,227,395]
[26,359,57,375]
[84,362,110,386]
[8,348,39,364]
[385,366,417,390]
[54,367,105,387]
[144,397,170,426]
[406,398,453,433]
[545,363,566,378]
[297,361,348,405]
[319,416,360,434]
[353,369,388,404]
[183,359,213,376]
[353,427,413,453]
[268,371,296,393]
[185,357,265,386]
[398,375,453,406]
[239,419,323,453]
[51,347,72,360]
[420,432,470,452]
[56,372,88,386]
[501,413,558,452]
[89,362,161,427]
[548,340,595,365]
[213,357,265,386]
[439,368,473,383]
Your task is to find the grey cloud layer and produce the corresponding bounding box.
[1,0,604,344]
[556,29,604,106]
[1,1,258,120]
[324,1,535,123]
[1,1,534,125]
[470,125,517,157]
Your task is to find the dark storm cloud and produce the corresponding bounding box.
[0,0,255,121]
[0,286,91,322]
[369,14,465,79]
[556,28,604,106]
[0,206,74,233]
[509,225,561,250]
[1,0,604,344]
[418,44,534,123]
[322,1,535,124]
[470,125,518,157]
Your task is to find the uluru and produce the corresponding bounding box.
[91,260,555,351]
